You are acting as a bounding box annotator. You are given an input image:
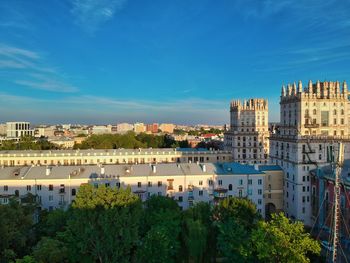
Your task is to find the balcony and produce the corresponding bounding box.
[304,123,319,128]
[213,188,228,199]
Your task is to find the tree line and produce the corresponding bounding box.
[74,132,189,149]
[0,184,321,263]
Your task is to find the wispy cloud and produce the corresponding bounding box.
[14,80,78,93]
[0,92,229,124]
[0,43,79,93]
[71,0,128,34]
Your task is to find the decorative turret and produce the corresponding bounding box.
[292,82,297,95]
[281,85,286,96]
[308,80,312,93]
[316,80,321,95]
[298,80,303,93]
[343,81,348,94]
[287,84,292,96]
[336,81,340,94]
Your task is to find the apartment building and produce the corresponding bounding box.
[270,80,350,225]
[0,148,232,167]
[0,162,283,217]
[224,98,269,164]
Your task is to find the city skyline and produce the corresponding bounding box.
[1,1,350,124]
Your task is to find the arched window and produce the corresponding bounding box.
[71,188,76,196]
[178,185,183,192]
[313,109,317,115]
[228,184,233,191]
[334,109,337,115]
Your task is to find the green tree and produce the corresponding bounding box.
[251,213,321,263]
[62,184,142,263]
[217,218,253,263]
[137,226,176,263]
[15,256,37,263]
[181,202,214,262]
[138,196,182,262]
[213,198,261,262]
[32,237,68,263]
[0,198,36,261]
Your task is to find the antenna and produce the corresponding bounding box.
[331,142,344,262]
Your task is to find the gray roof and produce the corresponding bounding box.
[0,162,270,180]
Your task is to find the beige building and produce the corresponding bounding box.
[0,162,283,217]
[224,98,269,164]
[36,126,56,138]
[270,80,350,225]
[159,123,175,134]
[117,123,134,133]
[48,137,75,149]
[0,148,232,167]
[133,123,146,133]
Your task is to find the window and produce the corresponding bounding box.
[178,196,183,202]
[258,199,262,205]
[248,189,252,195]
[218,180,222,186]
[248,179,252,185]
[158,181,162,187]
[105,183,110,187]
[258,179,262,185]
[199,180,203,186]
[239,179,243,185]
[302,176,305,182]
[137,182,141,188]
[49,184,53,191]
[4,185,8,191]
[27,185,31,191]
[209,180,213,186]
[37,185,42,191]
[116,182,121,188]
[228,184,232,191]
[49,195,54,201]
[157,192,162,196]
[148,181,152,187]
[258,189,262,195]
[302,207,305,214]
[199,190,203,196]
[178,185,183,192]
[239,189,243,197]
[71,189,76,196]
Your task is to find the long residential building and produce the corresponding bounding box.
[270,80,350,226]
[0,148,232,167]
[0,162,283,218]
[224,98,269,164]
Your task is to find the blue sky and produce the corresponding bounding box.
[1,0,350,125]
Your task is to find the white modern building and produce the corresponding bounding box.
[0,162,283,217]
[270,80,350,225]
[6,122,34,138]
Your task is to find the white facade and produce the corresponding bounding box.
[0,163,270,215]
[6,122,34,138]
[270,80,350,225]
[224,99,269,164]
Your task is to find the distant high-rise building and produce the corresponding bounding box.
[6,122,34,138]
[133,122,146,133]
[224,98,269,164]
[270,80,350,225]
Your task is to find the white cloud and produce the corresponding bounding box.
[71,0,128,34]
[14,79,79,93]
[0,43,79,93]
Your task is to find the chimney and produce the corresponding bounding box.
[46,166,51,176]
[101,166,105,175]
